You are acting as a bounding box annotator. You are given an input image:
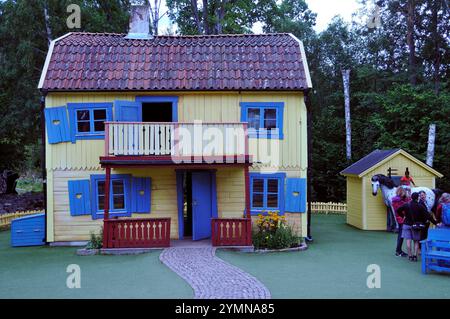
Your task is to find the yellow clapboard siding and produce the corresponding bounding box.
[365,153,436,178]
[364,176,389,231]
[344,151,439,231]
[346,176,363,229]
[216,167,245,219]
[45,91,307,171]
[45,90,309,241]
[52,168,179,241]
[50,166,248,241]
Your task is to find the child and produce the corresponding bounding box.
[400,169,416,188]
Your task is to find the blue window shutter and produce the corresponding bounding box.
[68,180,91,216]
[115,100,142,122]
[132,177,151,213]
[44,107,70,144]
[285,178,307,213]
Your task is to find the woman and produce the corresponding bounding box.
[397,192,437,261]
[392,187,410,257]
[435,193,450,227]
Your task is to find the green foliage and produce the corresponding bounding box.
[86,228,103,250]
[253,225,300,250]
[370,84,450,191]
[0,0,130,172]
[166,0,259,35]
[1,0,449,202]
[252,213,300,250]
[16,171,44,193]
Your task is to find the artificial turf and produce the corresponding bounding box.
[217,214,450,298]
[0,214,448,298]
[0,232,192,299]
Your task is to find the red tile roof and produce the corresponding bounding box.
[39,32,311,92]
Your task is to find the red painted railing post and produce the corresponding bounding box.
[102,166,111,248]
[244,165,252,246]
[246,219,252,246]
[102,220,109,248]
[211,219,216,246]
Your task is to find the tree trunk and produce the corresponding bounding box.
[342,69,352,161]
[432,0,441,95]
[150,0,161,35]
[407,0,417,86]
[215,0,227,34]
[202,0,210,34]
[190,0,202,34]
[43,1,53,46]
[426,124,436,167]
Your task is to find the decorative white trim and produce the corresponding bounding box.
[38,33,73,89]
[288,33,313,89]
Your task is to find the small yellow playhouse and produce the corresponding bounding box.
[340,149,443,231]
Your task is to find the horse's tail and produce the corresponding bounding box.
[432,189,444,213]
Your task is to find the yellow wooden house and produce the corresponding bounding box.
[341,149,443,231]
[38,23,312,247]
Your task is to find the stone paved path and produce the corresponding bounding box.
[160,247,271,299]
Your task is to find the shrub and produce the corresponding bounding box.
[86,228,103,249]
[252,212,300,250]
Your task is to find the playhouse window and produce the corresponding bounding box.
[68,103,113,142]
[97,180,126,211]
[250,173,285,215]
[240,102,284,139]
[75,108,107,134]
[90,174,131,219]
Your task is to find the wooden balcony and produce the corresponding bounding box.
[103,122,250,165]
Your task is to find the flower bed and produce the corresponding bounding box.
[252,212,302,250]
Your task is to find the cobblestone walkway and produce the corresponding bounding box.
[160,247,271,299]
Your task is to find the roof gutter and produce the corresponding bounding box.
[40,92,48,244]
[303,88,313,242]
[289,33,314,241]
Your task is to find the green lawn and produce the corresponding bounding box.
[0,232,193,299]
[0,214,449,299]
[217,214,450,299]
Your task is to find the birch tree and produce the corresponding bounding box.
[43,1,52,46]
[342,69,352,161]
[426,124,436,167]
[148,0,169,35]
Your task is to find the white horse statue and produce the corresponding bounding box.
[370,174,438,229]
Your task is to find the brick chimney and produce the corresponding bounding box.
[126,1,151,39]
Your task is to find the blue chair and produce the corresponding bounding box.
[421,228,450,274]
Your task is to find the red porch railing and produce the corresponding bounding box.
[211,218,252,247]
[103,218,171,248]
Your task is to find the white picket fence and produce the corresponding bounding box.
[0,210,43,228]
[309,202,347,215]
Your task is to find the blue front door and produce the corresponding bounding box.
[192,171,212,241]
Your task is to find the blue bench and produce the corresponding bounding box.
[421,228,450,275]
[11,213,45,247]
